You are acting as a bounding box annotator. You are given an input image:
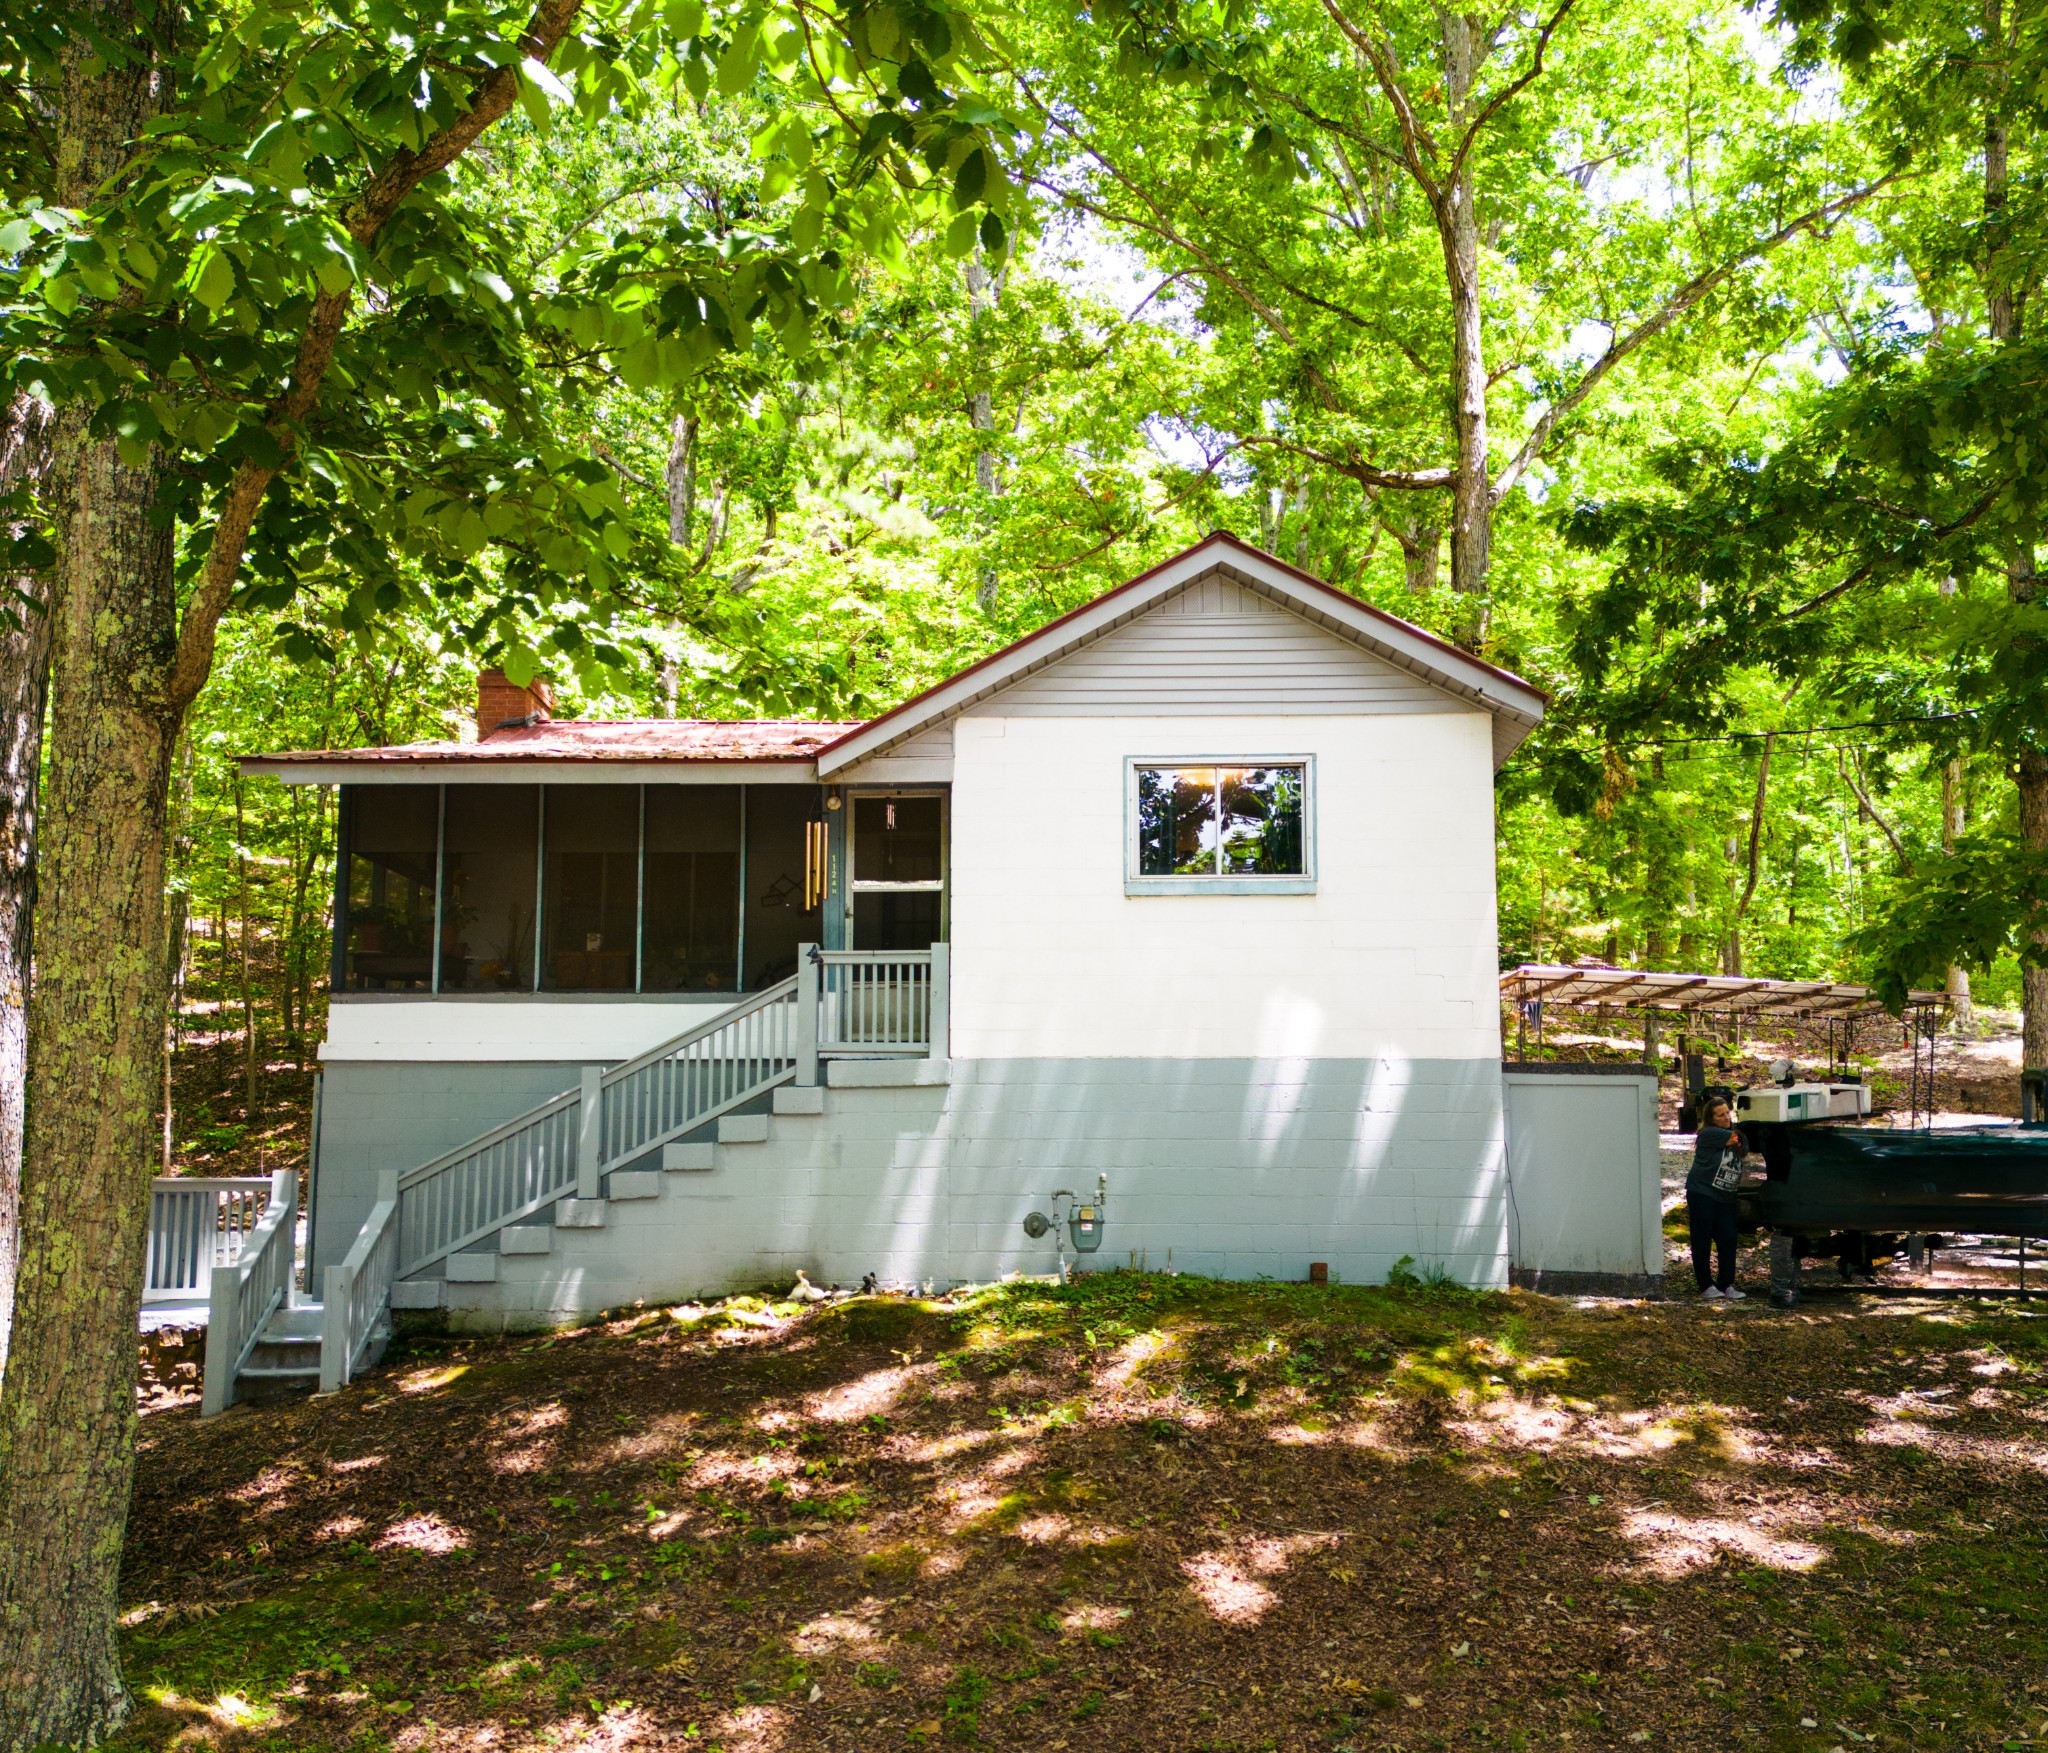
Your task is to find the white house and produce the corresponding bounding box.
[232,531,1546,1377]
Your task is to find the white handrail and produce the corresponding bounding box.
[144,1175,272,1301]
[392,974,804,1276]
[816,949,935,1054]
[200,1168,297,1417]
[321,1171,397,1393]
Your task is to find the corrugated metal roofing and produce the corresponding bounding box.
[244,719,866,768]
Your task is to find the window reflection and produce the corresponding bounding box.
[853,795,942,881]
[1136,766,1219,876]
[1220,767,1306,875]
[1134,763,1306,878]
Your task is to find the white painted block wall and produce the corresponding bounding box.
[946,710,1504,1061]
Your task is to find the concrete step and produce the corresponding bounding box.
[446,1252,500,1283]
[500,1226,553,1255]
[390,1280,444,1310]
[609,1170,662,1201]
[773,1085,825,1116]
[260,1305,326,1342]
[664,1142,715,1172]
[557,1199,608,1228]
[718,1113,770,1144]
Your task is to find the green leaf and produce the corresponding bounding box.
[192,247,236,312]
[791,205,825,253]
[952,147,986,211]
[866,4,900,58]
[522,56,574,105]
[943,210,979,257]
[315,251,354,296]
[717,32,758,94]
[978,210,1006,254]
[0,219,31,254]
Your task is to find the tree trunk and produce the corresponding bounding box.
[1942,748,1974,1030]
[0,8,177,1739]
[965,256,1003,612]
[0,418,177,1749]
[0,392,55,1379]
[1437,13,1491,630]
[236,781,258,1126]
[1386,512,1442,595]
[666,413,699,546]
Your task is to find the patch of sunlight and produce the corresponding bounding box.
[791,1612,883,1656]
[1268,1421,1331,1445]
[142,1688,282,1730]
[315,1514,367,1541]
[1097,1327,1175,1388]
[569,1705,658,1751]
[228,1465,303,1504]
[921,1546,966,1576]
[1857,1420,2048,1474]
[374,1512,470,1555]
[691,1448,798,1489]
[1617,1506,1825,1577]
[398,1362,470,1393]
[119,1600,163,1628]
[1013,1513,1071,1543]
[806,1364,918,1423]
[1060,1603,1132,1633]
[328,1452,387,1472]
[1183,1533,1339,1625]
[900,1426,1001,1463]
[712,1703,788,1752]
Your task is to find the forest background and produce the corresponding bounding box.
[2,0,2046,1740]
[139,0,2048,1185]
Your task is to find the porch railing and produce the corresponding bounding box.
[200,1168,298,1417]
[354,943,947,1298]
[394,972,805,1276]
[144,1175,273,1303]
[813,946,945,1058]
[322,1171,397,1393]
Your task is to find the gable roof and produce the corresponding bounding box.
[816,531,1547,775]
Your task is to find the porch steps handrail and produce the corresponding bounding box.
[817,947,942,1057]
[145,1175,273,1302]
[393,973,805,1277]
[200,1168,298,1417]
[322,1171,398,1393]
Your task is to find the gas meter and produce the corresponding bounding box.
[1021,1176,1109,1275]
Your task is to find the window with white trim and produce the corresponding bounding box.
[1127,760,1312,886]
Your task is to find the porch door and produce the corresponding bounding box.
[847,791,945,950]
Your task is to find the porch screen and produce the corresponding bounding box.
[439,786,540,990]
[343,788,439,990]
[541,787,638,990]
[1131,764,1308,879]
[642,786,740,991]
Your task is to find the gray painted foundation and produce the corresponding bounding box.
[312,1055,1507,1329]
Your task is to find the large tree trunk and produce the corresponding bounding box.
[0,6,177,1741]
[1436,15,1492,632]
[0,393,55,1378]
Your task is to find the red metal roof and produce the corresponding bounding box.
[246,719,866,767]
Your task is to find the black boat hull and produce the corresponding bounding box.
[1740,1123,2048,1239]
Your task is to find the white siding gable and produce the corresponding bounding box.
[963,571,1466,719]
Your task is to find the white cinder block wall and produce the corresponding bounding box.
[946,710,1504,1061]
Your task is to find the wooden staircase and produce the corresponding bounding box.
[191,947,943,1413]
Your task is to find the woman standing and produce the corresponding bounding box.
[1686,1096,1748,1301]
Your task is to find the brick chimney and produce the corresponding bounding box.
[477,668,555,738]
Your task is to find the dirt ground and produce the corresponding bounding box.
[116,1274,2048,1753]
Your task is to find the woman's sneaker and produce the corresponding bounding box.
[1699,1287,1724,1301]
[1721,1286,1746,1300]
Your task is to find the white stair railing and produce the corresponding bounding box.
[145,1175,273,1304]
[200,1168,298,1417]
[321,1170,398,1393]
[816,947,940,1055]
[393,973,804,1275]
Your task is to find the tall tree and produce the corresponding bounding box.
[0,0,1012,1738]
[995,0,1885,636]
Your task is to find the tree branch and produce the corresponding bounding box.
[1318,0,1440,198]
[1488,174,1905,507]
[169,0,586,715]
[1839,746,1914,873]
[1445,0,1578,188]
[1737,731,1774,918]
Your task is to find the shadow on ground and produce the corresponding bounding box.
[116,1273,2048,1752]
